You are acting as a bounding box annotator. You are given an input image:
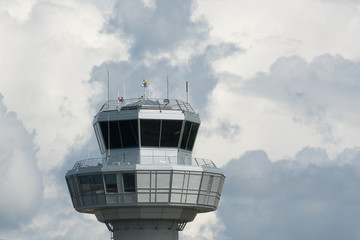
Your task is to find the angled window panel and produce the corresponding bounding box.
[104,174,118,193]
[160,120,182,147]
[94,123,105,153]
[200,174,210,191]
[180,121,191,149]
[186,122,199,151]
[67,178,76,198]
[99,122,110,149]
[211,176,221,192]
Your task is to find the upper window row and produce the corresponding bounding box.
[98,120,199,151]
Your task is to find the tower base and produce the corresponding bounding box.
[112,219,182,240]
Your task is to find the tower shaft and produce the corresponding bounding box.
[112,220,178,240]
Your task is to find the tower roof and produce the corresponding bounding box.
[98,97,195,113]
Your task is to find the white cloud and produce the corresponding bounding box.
[195,0,360,78]
[0,0,131,171]
[181,212,227,240]
[0,95,42,228]
[197,54,360,164]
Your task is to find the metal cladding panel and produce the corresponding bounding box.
[138,109,185,120]
[183,111,200,123]
[112,220,179,240]
[69,165,224,217]
[94,109,139,122]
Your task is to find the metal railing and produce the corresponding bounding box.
[72,156,217,170]
[99,98,195,113]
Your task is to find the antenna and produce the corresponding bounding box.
[107,70,110,104]
[167,74,169,99]
[107,114,110,164]
[123,84,126,99]
[186,81,189,103]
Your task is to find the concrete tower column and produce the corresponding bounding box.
[112,220,179,240]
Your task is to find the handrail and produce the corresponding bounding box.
[72,156,217,170]
[98,98,196,113]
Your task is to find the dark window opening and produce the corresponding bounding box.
[123,173,135,192]
[120,120,139,148]
[186,123,199,151]
[99,120,139,149]
[160,120,182,147]
[180,121,200,151]
[99,121,109,149]
[104,174,117,193]
[140,120,160,146]
[180,121,192,150]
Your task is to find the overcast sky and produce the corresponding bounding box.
[1,0,360,239]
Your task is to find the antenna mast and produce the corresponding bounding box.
[167,74,169,99]
[107,70,110,104]
[186,81,189,103]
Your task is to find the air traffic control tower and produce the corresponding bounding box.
[65,81,225,240]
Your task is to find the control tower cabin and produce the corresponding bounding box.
[65,82,225,240]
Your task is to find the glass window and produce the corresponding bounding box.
[123,173,135,192]
[140,119,161,146]
[120,120,139,148]
[100,120,138,149]
[104,174,117,193]
[186,123,199,151]
[93,174,104,194]
[109,121,122,149]
[99,121,110,149]
[67,178,76,197]
[94,123,105,153]
[160,120,182,147]
[79,175,91,195]
[180,121,191,149]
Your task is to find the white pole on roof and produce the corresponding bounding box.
[107,70,110,105]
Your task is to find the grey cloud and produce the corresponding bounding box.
[218,148,360,240]
[107,0,209,59]
[91,0,243,109]
[0,94,42,229]
[243,54,360,143]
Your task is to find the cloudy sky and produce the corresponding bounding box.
[1,0,360,239]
